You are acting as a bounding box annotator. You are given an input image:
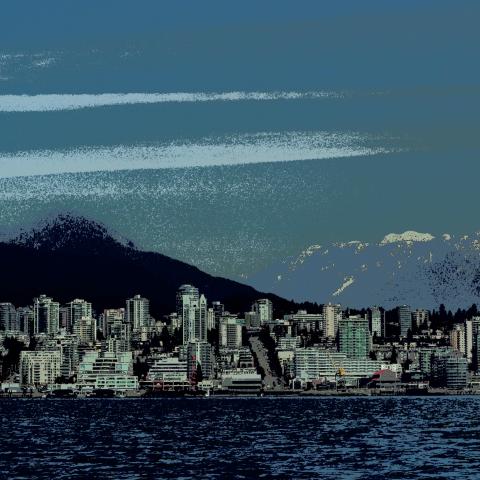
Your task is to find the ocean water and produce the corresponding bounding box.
[1,397,479,479]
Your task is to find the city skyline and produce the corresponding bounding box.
[1,1,478,478]
[2,283,480,398]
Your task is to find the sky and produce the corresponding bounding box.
[0,0,479,279]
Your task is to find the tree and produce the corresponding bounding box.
[406,329,414,343]
[133,357,149,380]
[390,346,398,364]
[196,362,203,384]
[467,304,478,319]
[402,358,413,372]
[0,337,25,380]
[28,335,37,351]
[207,327,219,354]
[173,328,183,346]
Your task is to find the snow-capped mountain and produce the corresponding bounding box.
[246,231,480,309]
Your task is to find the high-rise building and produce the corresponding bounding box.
[465,319,474,362]
[412,309,430,330]
[33,295,60,334]
[430,350,468,389]
[187,340,215,380]
[418,347,452,376]
[212,301,225,329]
[471,317,480,371]
[43,334,79,379]
[397,305,412,337]
[66,299,92,332]
[0,303,17,331]
[106,336,131,355]
[167,312,181,332]
[16,307,34,335]
[176,284,199,311]
[59,307,69,330]
[207,308,215,331]
[338,315,371,358]
[219,316,244,348]
[450,324,466,356]
[73,316,97,345]
[368,306,384,338]
[58,335,79,379]
[20,350,61,386]
[252,299,273,325]
[323,303,342,338]
[177,285,207,344]
[283,310,323,333]
[445,353,469,389]
[244,311,260,328]
[105,311,131,353]
[126,295,150,331]
[102,308,125,336]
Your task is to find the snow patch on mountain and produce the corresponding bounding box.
[380,231,435,245]
[291,244,322,268]
[246,229,480,309]
[332,276,355,297]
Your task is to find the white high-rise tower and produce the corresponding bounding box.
[177,285,207,344]
[126,295,150,331]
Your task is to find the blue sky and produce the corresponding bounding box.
[0,1,478,279]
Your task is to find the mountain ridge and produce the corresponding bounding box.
[0,215,318,318]
[247,230,480,309]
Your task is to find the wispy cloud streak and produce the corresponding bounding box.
[0,91,342,112]
[0,131,393,178]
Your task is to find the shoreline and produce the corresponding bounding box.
[2,389,480,399]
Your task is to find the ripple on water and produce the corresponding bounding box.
[1,397,480,479]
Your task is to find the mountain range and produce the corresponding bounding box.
[0,215,314,318]
[246,231,480,309]
[3,216,479,313]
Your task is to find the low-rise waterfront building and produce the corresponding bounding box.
[294,347,394,385]
[220,368,262,393]
[148,356,188,388]
[20,350,61,386]
[78,351,138,390]
[446,354,469,389]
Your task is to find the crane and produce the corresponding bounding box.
[326,350,347,391]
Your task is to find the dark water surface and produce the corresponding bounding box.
[1,397,479,479]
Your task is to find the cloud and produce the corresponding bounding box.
[0,131,393,178]
[0,91,343,112]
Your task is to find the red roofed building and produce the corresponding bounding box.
[368,369,399,389]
